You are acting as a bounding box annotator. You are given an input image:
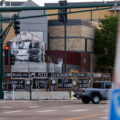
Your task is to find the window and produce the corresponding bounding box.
[104,82,112,89]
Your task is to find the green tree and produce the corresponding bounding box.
[94,15,119,68]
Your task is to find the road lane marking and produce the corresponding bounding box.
[62,106,72,108]
[71,109,89,112]
[28,106,38,109]
[63,114,105,120]
[3,110,24,114]
[101,116,108,119]
[2,106,12,109]
[103,109,109,113]
[37,110,56,113]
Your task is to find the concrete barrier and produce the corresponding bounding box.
[4,91,70,100]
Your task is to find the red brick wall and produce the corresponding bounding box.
[46,50,90,72]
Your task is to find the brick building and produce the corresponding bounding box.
[1,1,114,92]
[47,20,94,72]
[45,1,119,72]
[2,0,119,72]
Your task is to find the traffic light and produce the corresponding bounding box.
[4,45,10,65]
[10,54,15,65]
[58,1,67,23]
[13,14,20,35]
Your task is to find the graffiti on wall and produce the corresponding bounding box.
[10,32,45,63]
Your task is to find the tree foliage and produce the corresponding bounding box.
[94,15,119,67]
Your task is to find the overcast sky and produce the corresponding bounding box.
[3,0,117,6]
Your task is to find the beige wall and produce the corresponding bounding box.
[81,25,94,39]
[67,38,85,51]
[49,24,94,52]
[49,38,85,51]
[49,26,64,37]
[47,8,113,20]
[87,40,94,52]
[3,23,15,45]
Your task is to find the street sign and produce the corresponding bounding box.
[109,89,120,120]
[58,79,72,88]
[12,72,29,78]
[33,79,49,89]
[8,80,25,89]
[35,72,48,77]
[3,72,11,77]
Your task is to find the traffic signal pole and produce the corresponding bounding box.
[0,13,19,99]
[64,0,67,73]
[0,0,4,99]
[0,21,13,99]
[58,0,67,73]
[64,16,67,73]
[0,34,3,99]
[0,0,13,99]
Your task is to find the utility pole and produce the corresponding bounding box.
[64,0,67,73]
[64,16,67,73]
[0,0,4,99]
[58,0,67,73]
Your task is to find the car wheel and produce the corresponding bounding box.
[82,97,90,104]
[92,94,101,104]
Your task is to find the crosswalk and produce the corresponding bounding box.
[0,105,108,120]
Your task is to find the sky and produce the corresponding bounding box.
[2,0,118,6]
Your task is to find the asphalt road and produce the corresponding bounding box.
[0,100,109,120]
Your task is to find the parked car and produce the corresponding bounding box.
[74,81,112,104]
